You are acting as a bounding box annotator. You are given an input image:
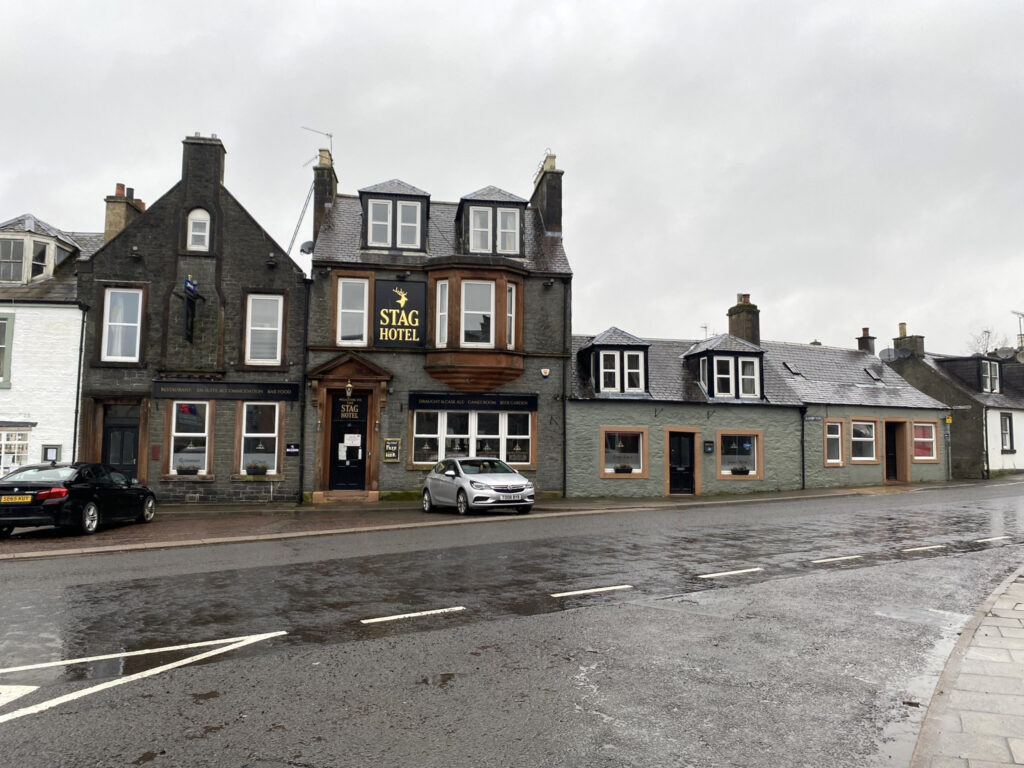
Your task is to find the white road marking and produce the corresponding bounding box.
[811,555,863,564]
[0,631,285,725]
[901,544,946,553]
[551,585,633,598]
[976,536,1011,543]
[697,567,764,579]
[360,606,466,625]
[0,685,38,709]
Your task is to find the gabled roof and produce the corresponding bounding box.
[915,353,1024,410]
[682,333,764,356]
[579,326,650,351]
[312,196,571,275]
[359,179,430,197]
[460,186,528,204]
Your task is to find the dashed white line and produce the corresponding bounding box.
[551,585,633,598]
[901,544,946,553]
[360,606,466,625]
[811,555,864,564]
[697,567,764,579]
[976,536,1011,543]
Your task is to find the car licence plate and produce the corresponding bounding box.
[1,495,32,503]
[499,494,522,501]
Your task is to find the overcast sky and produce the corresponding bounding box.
[3,1,1022,355]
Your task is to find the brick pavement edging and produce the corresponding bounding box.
[909,564,1024,768]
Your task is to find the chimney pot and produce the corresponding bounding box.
[115,182,125,196]
[857,327,876,355]
[899,322,907,337]
[126,187,134,200]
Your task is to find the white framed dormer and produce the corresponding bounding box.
[713,356,734,397]
[497,208,520,255]
[981,359,1000,393]
[397,201,421,249]
[187,209,211,251]
[738,357,761,398]
[624,350,645,392]
[0,236,71,283]
[599,351,620,391]
[367,200,392,247]
[699,356,708,391]
[469,207,492,253]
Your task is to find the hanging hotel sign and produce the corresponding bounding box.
[408,392,538,412]
[374,280,425,348]
[153,381,300,401]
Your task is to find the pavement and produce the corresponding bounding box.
[2,478,1023,767]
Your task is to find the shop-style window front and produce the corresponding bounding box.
[602,430,643,475]
[825,421,843,465]
[0,430,29,475]
[337,278,368,346]
[101,288,143,362]
[187,209,210,251]
[913,422,936,460]
[981,360,1000,393]
[171,402,209,474]
[413,410,532,465]
[1001,413,1014,452]
[245,295,283,365]
[461,281,494,347]
[241,402,278,474]
[851,421,876,461]
[721,433,757,476]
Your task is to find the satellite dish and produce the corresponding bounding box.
[878,348,897,362]
[1016,351,1024,364]
[996,347,1015,359]
[299,240,315,254]
[896,348,912,359]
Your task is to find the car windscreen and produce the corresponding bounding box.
[459,460,515,475]
[2,466,76,483]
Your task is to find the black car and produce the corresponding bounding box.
[0,462,156,538]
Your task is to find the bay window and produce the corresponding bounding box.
[436,280,448,346]
[461,280,494,347]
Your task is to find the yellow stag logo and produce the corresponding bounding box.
[393,287,409,308]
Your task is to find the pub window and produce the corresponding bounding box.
[602,430,643,474]
[436,280,449,347]
[600,351,619,391]
[171,401,209,474]
[368,200,392,247]
[187,209,210,251]
[245,294,283,365]
[461,280,494,348]
[101,288,143,362]
[337,278,368,346]
[721,433,757,476]
[241,402,278,474]
[413,411,532,465]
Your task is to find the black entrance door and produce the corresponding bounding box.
[102,405,140,480]
[885,422,899,480]
[329,394,368,490]
[668,431,695,494]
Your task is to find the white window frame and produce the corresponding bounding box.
[600,351,620,391]
[337,278,369,346]
[241,402,279,474]
[0,429,29,475]
[738,357,760,398]
[913,422,937,461]
[436,280,449,347]
[101,287,143,362]
[469,206,492,253]
[981,360,1000,393]
[1001,413,1014,451]
[397,201,421,249]
[171,401,209,475]
[506,284,515,348]
[0,238,25,282]
[699,356,708,391]
[0,236,54,283]
[825,421,843,465]
[850,420,876,461]
[0,314,12,387]
[187,209,211,251]
[412,411,532,465]
[497,208,520,254]
[461,280,494,348]
[245,294,283,365]
[367,200,392,247]
[714,356,734,397]
[624,351,644,392]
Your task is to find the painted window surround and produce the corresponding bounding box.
[716,428,765,480]
[599,426,650,479]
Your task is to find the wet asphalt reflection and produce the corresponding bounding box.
[1,489,1022,687]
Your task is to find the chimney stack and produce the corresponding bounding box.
[312,148,338,243]
[530,152,563,235]
[857,327,876,355]
[727,293,760,345]
[893,322,925,357]
[103,182,146,243]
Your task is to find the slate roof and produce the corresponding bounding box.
[0,215,101,303]
[461,186,527,204]
[359,179,430,197]
[579,326,650,350]
[572,331,947,410]
[313,195,571,275]
[920,353,1024,410]
[683,333,764,356]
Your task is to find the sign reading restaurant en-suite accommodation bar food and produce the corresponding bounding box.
[374,280,426,348]
[152,381,301,401]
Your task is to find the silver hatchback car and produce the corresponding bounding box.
[422,458,534,515]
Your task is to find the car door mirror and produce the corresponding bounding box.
[130,478,141,487]
[444,470,456,478]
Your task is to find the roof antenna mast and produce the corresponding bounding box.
[301,126,333,156]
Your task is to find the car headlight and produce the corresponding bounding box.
[470,480,490,490]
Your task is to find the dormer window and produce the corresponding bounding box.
[470,207,492,253]
[368,200,392,247]
[367,199,423,250]
[714,357,734,397]
[738,357,760,398]
[624,351,644,392]
[600,351,619,390]
[981,359,1000,393]
[497,209,520,254]
[699,357,708,390]
[187,209,210,251]
[0,237,65,283]
[397,201,421,248]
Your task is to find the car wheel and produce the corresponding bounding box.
[138,495,156,523]
[0,526,13,540]
[422,489,435,513]
[79,502,100,535]
[516,505,532,515]
[456,490,469,516]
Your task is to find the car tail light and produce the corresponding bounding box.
[36,487,69,501]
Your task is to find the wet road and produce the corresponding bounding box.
[0,482,1022,767]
